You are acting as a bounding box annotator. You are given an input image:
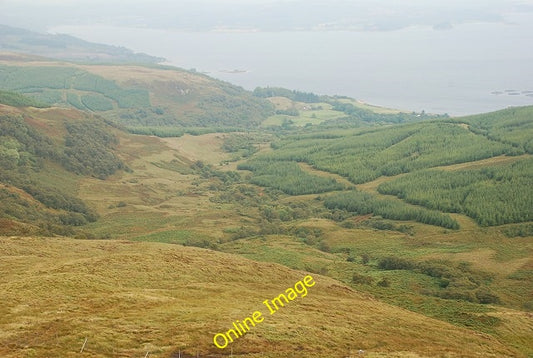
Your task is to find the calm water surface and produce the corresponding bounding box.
[52,15,533,115]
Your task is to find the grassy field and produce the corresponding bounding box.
[262,100,346,127]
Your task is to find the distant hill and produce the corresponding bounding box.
[0,55,441,135]
[0,55,275,132]
[0,24,163,64]
[0,25,443,134]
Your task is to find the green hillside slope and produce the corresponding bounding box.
[0,89,49,108]
[0,102,125,235]
[0,55,275,131]
[239,107,533,228]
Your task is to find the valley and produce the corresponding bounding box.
[0,52,532,357]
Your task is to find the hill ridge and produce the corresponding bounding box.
[0,24,164,64]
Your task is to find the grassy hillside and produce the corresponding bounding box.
[0,54,274,131]
[0,236,523,358]
[0,103,125,235]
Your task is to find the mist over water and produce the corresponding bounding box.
[52,13,533,116]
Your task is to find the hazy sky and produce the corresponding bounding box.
[2,0,533,33]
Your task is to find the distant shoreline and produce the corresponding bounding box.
[491,89,533,98]
[220,69,249,74]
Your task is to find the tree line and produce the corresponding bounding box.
[238,160,345,195]
[323,190,459,229]
[253,87,321,103]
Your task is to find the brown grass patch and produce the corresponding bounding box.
[0,237,521,357]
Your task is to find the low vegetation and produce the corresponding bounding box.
[377,256,499,304]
